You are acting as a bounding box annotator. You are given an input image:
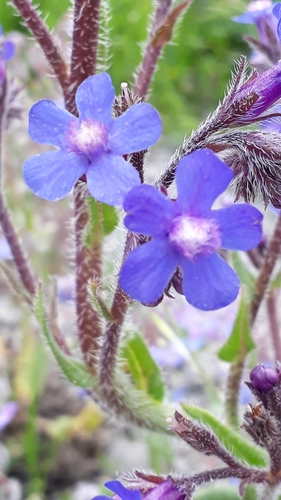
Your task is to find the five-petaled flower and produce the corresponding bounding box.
[119,149,263,311]
[93,480,142,500]
[0,25,15,84]
[23,72,162,206]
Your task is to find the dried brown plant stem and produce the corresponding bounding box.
[11,0,69,95]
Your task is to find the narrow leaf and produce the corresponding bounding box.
[34,286,96,389]
[218,291,255,362]
[85,197,118,247]
[231,252,255,299]
[152,0,192,48]
[122,332,165,402]
[182,404,266,467]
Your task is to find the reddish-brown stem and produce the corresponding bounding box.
[250,212,281,324]
[65,0,101,113]
[0,192,36,299]
[73,184,102,371]
[225,213,281,427]
[11,0,69,95]
[133,0,173,98]
[267,289,281,361]
[63,0,102,372]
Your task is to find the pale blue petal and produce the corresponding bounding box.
[123,185,178,237]
[23,150,87,201]
[211,204,263,250]
[76,73,114,126]
[108,103,162,154]
[4,41,15,60]
[119,239,178,304]
[86,153,140,206]
[176,149,233,217]
[180,252,240,311]
[28,100,77,148]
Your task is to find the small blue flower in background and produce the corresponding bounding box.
[119,149,263,311]
[0,25,15,84]
[23,72,162,206]
[93,480,142,500]
[273,3,281,39]
[233,0,278,25]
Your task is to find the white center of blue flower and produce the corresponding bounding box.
[168,215,221,259]
[68,119,108,159]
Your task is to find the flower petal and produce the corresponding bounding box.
[86,153,141,206]
[123,185,178,237]
[119,239,178,304]
[108,103,162,154]
[180,252,240,310]
[28,100,77,148]
[4,41,15,61]
[23,150,87,201]
[211,204,263,250]
[75,73,115,126]
[104,481,142,500]
[176,149,233,217]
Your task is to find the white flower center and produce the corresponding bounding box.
[168,215,221,259]
[68,119,108,159]
[248,1,271,12]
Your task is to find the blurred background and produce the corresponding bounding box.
[0,1,272,499]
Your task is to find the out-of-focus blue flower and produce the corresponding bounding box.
[0,25,15,84]
[273,3,281,39]
[119,149,263,311]
[0,236,12,260]
[93,480,142,500]
[233,1,278,25]
[23,73,162,206]
[0,402,18,431]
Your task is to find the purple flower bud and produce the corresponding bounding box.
[143,479,185,500]
[249,364,279,391]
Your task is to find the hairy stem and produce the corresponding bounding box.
[225,356,244,427]
[73,183,102,372]
[225,213,281,427]
[0,193,36,299]
[66,0,101,112]
[63,0,102,372]
[133,0,173,98]
[266,289,281,362]
[250,212,281,323]
[0,78,36,300]
[11,0,69,95]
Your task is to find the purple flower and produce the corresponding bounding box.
[143,480,185,500]
[93,480,142,500]
[119,149,263,311]
[273,2,281,39]
[0,25,15,84]
[230,60,281,125]
[250,364,279,391]
[23,72,162,206]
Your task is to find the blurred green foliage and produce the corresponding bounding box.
[1,0,255,136]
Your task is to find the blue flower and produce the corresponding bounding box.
[119,149,263,311]
[23,73,162,206]
[233,1,278,25]
[273,2,281,39]
[0,25,15,84]
[93,480,142,500]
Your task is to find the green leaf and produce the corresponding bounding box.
[34,286,96,389]
[122,332,165,402]
[218,292,255,362]
[84,198,118,246]
[231,252,255,299]
[182,404,267,468]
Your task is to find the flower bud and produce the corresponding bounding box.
[249,364,279,392]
